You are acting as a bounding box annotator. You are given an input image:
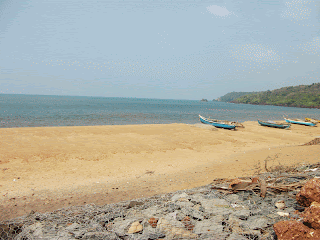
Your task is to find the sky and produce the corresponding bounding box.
[0,0,319,100]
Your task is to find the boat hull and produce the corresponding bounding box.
[258,120,291,129]
[284,118,316,126]
[199,115,236,129]
[305,118,320,123]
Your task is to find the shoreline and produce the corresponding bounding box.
[1,121,320,221]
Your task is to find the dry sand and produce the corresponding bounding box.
[1,122,319,221]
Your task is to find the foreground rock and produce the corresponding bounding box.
[296,178,320,207]
[273,220,320,240]
[1,163,320,240]
[273,177,320,240]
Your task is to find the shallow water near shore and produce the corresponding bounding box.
[1,93,320,128]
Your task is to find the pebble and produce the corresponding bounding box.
[2,164,320,240]
[127,221,143,234]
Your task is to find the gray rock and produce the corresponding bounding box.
[82,231,120,240]
[142,205,164,216]
[72,229,87,238]
[171,192,188,201]
[200,198,233,216]
[225,194,240,203]
[226,233,249,240]
[156,218,198,240]
[199,232,230,240]
[164,213,185,228]
[230,209,251,220]
[140,232,166,240]
[109,219,137,236]
[175,200,194,209]
[193,219,224,234]
[163,202,181,213]
[65,223,81,231]
[245,215,270,230]
[180,207,205,221]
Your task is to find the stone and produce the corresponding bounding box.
[148,217,158,228]
[277,212,289,217]
[181,207,204,220]
[156,218,198,239]
[142,232,166,240]
[245,215,270,230]
[193,219,224,234]
[275,200,286,210]
[175,200,194,209]
[227,215,260,237]
[171,192,188,201]
[229,209,251,220]
[302,201,320,229]
[273,220,320,240]
[143,206,163,216]
[226,233,249,240]
[296,178,320,207]
[109,219,135,236]
[127,201,144,209]
[181,216,194,231]
[127,221,143,234]
[82,231,120,240]
[200,198,233,216]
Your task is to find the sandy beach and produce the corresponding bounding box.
[1,121,320,221]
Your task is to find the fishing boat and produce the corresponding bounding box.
[284,117,316,127]
[199,115,243,129]
[258,120,291,129]
[305,118,320,124]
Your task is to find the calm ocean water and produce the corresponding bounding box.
[1,94,320,128]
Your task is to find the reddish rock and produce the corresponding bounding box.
[273,220,320,240]
[302,201,320,230]
[148,217,158,228]
[181,216,194,231]
[296,178,320,207]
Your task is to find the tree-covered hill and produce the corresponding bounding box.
[231,83,320,109]
[218,91,258,102]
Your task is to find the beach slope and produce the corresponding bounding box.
[1,122,319,221]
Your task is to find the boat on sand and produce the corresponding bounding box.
[199,115,244,130]
[257,119,291,129]
[305,118,320,124]
[284,117,316,127]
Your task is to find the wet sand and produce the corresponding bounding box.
[1,122,319,221]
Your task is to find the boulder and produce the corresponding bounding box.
[273,220,320,240]
[296,178,320,207]
[302,201,320,229]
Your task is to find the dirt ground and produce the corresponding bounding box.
[1,122,319,221]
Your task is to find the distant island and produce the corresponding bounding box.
[200,99,208,102]
[218,83,320,109]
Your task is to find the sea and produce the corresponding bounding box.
[1,94,320,128]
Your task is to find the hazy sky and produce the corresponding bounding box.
[0,0,319,100]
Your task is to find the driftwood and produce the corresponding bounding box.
[210,176,308,197]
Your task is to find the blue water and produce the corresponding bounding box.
[1,94,320,128]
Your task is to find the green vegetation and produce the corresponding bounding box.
[231,83,320,109]
[218,91,258,102]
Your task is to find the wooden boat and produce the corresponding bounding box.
[199,115,243,129]
[305,118,320,124]
[284,117,316,127]
[258,119,291,129]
